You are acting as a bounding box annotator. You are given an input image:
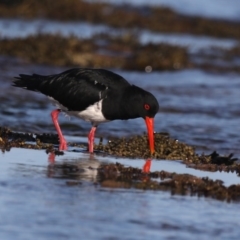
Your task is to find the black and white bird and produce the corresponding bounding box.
[13,68,159,153]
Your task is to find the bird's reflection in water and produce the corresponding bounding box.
[47,152,152,185]
[142,159,152,173]
[47,152,100,182]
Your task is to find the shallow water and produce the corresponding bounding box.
[0,18,237,54]
[0,147,240,240]
[89,0,240,21]
[0,19,109,39]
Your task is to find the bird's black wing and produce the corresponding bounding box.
[13,68,130,111]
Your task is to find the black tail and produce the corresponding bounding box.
[13,74,45,92]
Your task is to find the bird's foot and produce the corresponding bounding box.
[88,126,97,153]
[59,138,68,151]
[88,145,94,154]
[88,140,94,153]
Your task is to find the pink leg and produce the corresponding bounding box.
[88,126,97,153]
[51,109,67,151]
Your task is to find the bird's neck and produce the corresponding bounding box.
[102,88,141,120]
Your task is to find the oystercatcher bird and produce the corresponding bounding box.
[13,68,159,153]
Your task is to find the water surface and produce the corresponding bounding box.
[1,147,240,240]
[88,0,240,21]
[0,19,237,54]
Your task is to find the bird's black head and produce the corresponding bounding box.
[139,90,159,119]
[124,85,159,119]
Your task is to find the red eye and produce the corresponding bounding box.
[144,104,150,110]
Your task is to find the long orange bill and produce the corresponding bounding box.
[144,117,154,154]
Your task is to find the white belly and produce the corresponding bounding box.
[69,100,109,123]
[48,97,109,124]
